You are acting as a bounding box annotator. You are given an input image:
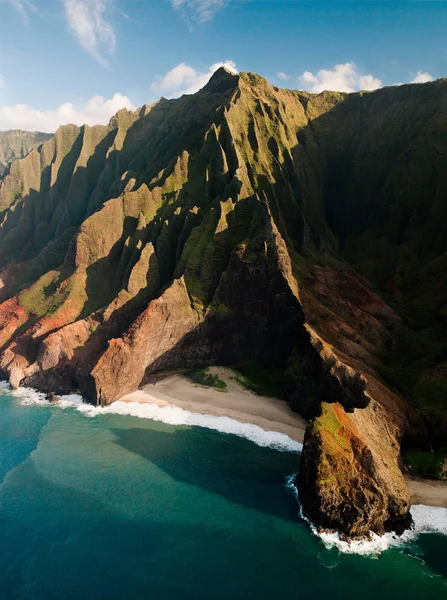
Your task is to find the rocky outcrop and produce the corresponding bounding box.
[0,67,444,538]
[90,276,201,403]
[298,400,413,538]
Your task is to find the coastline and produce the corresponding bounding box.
[3,371,447,510]
[406,477,447,508]
[119,367,447,510]
[119,367,307,445]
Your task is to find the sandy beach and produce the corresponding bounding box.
[406,477,447,508]
[119,367,447,508]
[120,367,307,444]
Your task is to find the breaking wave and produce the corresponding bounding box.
[0,383,302,453]
[285,475,447,556]
[2,381,446,553]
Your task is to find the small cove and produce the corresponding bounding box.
[0,389,446,599]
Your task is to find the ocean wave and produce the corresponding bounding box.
[70,398,303,452]
[286,475,447,556]
[3,381,445,549]
[10,386,47,404]
[1,383,302,453]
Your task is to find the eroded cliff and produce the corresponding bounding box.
[0,68,445,537]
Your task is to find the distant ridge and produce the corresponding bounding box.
[0,129,53,176]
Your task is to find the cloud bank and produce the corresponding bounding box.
[285,63,435,93]
[411,71,434,84]
[300,62,382,93]
[0,93,135,132]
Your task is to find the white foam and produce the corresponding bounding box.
[66,399,303,452]
[411,503,447,536]
[3,382,446,550]
[11,386,47,405]
[285,475,447,556]
[2,384,302,453]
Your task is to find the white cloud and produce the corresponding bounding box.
[171,0,228,23]
[300,63,437,93]
[276,72,290,81]
[151,60,238,98]
[300,62,382,94]
[299,62,382,94]
[63,0,116,68]
[7,0,36,24]
[410,71,434,84]
[358,74,382,91]
[0,93,135,132]
[300,63,358,93]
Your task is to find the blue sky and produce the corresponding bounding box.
[0,0,445,131]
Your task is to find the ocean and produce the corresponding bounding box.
[0,385,446,599]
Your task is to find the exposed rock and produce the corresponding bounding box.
[47,392,61,404]
[0,68,444,538]
[90,276,201,403]
[298,401,413,538]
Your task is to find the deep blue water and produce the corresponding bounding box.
[0,392,446,599]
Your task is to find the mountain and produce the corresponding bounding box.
[0,68,446,538]
[0,130,53,176]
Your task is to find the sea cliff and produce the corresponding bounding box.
[1,68,446,537]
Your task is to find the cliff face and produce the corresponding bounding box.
[0,68,445,537]
[0,130,52,177]
[298,391,417,537]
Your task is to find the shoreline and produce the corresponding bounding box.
[120,367,307,445]
[3,372,447,510]
[119,367,447,510]
[406,477,447,508]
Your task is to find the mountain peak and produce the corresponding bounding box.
[203,66,239,95]
[211,65,238,78]
[0,69,445,539]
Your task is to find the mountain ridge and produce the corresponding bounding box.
[0,67,445,538]
[0,129,53,177]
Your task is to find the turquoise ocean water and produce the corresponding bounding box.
[0,388,446,599]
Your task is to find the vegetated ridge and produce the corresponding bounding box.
[0,68,446,538]
[0,130,52,176]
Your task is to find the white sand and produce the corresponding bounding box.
[120,367,447,508]
[120,367,307,444]
[407,477,447,509]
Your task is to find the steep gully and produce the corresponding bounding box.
[0,68,439,538]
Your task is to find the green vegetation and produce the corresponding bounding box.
[185,368,227,391]
[377,326,447,423]
[412,377,447,418]
[314,403,350,454]
[0,130,52,176]
[18,269,71,317]
[231,362,284,398]
[405,450,447,480]
[0,69,446,457]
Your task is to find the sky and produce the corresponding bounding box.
[0,0,445,132]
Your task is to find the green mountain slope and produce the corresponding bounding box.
[0,68,445,537]
[0,129,52,177]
